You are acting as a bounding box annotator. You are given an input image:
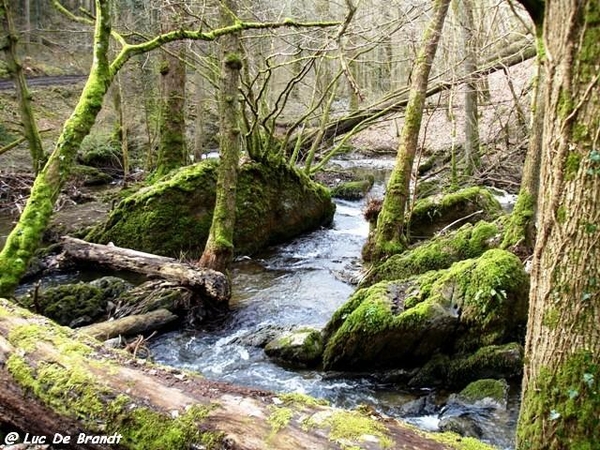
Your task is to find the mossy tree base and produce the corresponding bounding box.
[0,299,494,450]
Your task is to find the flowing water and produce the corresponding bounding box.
[1,159,519,448]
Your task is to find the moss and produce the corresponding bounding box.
[408,186,502,239]
[501,191,534,249]
[427,431,496,450]
[88,159,334,258]
[331,177,374,200]
[542,307,560,330]
[363,221,499,286]
[446,343,524,387]
[267,406,293,436]
[458,379,508,404]
[305,410,392,449]
[278,392,329,407]
[224,52,243,70]
[324,249,528,374]
[109,403,221,450]
[517,350,600,450]
[17,283,107,327]
[4,308,223,449]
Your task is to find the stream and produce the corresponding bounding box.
[1,159,519,449]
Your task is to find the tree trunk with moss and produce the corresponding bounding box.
[457,0,480,176]
[368,0,450,261]
[516,1,600,448]
[501,27,544,254]
[0,0,46,174]
[154,3,187,178]
[0,300,495,450]
[199,0,242,273]
[0,0,112,298]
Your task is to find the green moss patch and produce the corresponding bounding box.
[408,187,502,240]
[88,159,335,258]
[363,221,500,286]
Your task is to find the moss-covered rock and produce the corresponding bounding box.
[408,187,502,240]
[264,327,323,368]
[362,221,500,287]
[322,249,528,379]
[19,283,108,327]
[330,176,375,200]
[87,159,335,258]
[457,379,509,406]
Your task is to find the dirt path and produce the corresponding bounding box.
[0,75,86,90]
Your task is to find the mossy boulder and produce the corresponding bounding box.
[330,176,375,200]
[408,187,502,240]
[362,221,501,287]
[264,327,323,368]
[87,159,335,258]
[20,283,107,327]
[456,379,509,406]
[322,249,529,380]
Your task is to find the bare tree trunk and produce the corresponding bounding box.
[0,0,45,173]
[199,0,242,272]
[457,0,480,175]
[368,0,451,261]
[516,1,600,448]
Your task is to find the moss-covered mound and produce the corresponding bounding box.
[362,221,501,287]
[88,160,335,257]
[330,176,374,200]
[408,187,502,239]
[322,249,528,387]
[264,327,323,368]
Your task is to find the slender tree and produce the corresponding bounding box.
[199,0,242,272]
[368,0,451,261]
[0,0,46,173]
[516,1,600,448]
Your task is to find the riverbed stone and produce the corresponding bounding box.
[264,326,324,368]
[438,379,509,439]
[408,186,502,239]
[87,159,335,258]
[322,249,528,386]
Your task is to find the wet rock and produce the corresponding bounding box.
[87,159,335,258]
[438,379,509,439]
[264,326,324,368]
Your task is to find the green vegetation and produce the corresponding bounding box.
[458,379,508,404]
[363,221,500,286]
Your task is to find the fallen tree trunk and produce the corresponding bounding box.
[78,308,178,341]
[0,299,491,450]
[292,39,537,153]
[60,236,230,303]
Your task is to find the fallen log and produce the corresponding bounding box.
[0,299,493,450]
[292,39,537,153]
[60,236,230,303]
[77,308,178,341]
